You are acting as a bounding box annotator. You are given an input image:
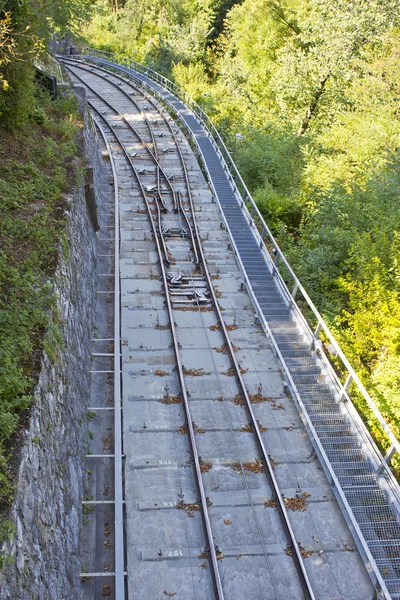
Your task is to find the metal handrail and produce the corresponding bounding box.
[78,46,400,471]
[34,51,64,82]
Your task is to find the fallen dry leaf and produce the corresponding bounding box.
[155,369,170,376]
[299,544,313,558]
[264,498,277,508]
[159,394,182,404]
[221,367,235,376]
[233,460,264,474]
[200,461,212,473]
[233,394,244,405]
[183,367,211,376]
[312,536,320,543]
[249,393,272,404]
[284,494,309,512]
[240,424,252,432]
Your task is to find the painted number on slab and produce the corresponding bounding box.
[168,550,183,557]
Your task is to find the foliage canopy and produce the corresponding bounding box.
[82,0,400,468]
[0,0,84,505]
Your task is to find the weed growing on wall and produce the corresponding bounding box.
[0,89,81,507]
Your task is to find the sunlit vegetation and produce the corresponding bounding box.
[82,0,400,464]
[0,0,86,508]
[1,0,398,495]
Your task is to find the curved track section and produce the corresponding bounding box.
[62,58,378,600]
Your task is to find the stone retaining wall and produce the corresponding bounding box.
[0,86,102,600]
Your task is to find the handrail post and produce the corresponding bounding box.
[259,226,266,248]
[377,444,397,474]
[272,251,280,275]
[310,322,322,350]
[339,374,353,401]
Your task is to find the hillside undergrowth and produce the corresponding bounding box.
[0,90,81,507]
[81,0,400,472]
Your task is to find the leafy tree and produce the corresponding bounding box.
[270,0,400,134]
[206,0,245,44]
[216,0,296,108]
[0,0,92,124]
[77,0,400,467]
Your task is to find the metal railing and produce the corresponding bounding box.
[76,46,400,479]
[34,51,63,82]
[59,47,400,598]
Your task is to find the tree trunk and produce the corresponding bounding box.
[269,1,301,35]
[112,0,119,23]
[297,73,330,136]
[135,14,144,41]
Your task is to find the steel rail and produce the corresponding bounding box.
[82,48,400,486]
[61,58,159,159]
[177,191,199,265]
[187,278,283,600]
[82,67,302,599]
[88,104,226,600]
[120,76,315,596]
[66,61,182,269]
[91,115,125,599]
[155,167,169,213]
[71,59,317,600]
[168,102,316,600]
[64,59,193,264]
[68,57,160,161]
[79,58,191,266]
[66,58,179,214]
[155,166,161,204]
[154,194,171,265]
[60,52,400,600]
[109,68,317,597]
[63,56,181,212]
[105,53,197,262]
[99,60,317,598]
[74,49,400,474]
[64,57,178,221]
[61,59,177,202]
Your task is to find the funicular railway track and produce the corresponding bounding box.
[59,56,399,600]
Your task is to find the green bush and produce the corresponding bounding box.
[0,90,80,507]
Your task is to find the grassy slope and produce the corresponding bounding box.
[0,90,81,508]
